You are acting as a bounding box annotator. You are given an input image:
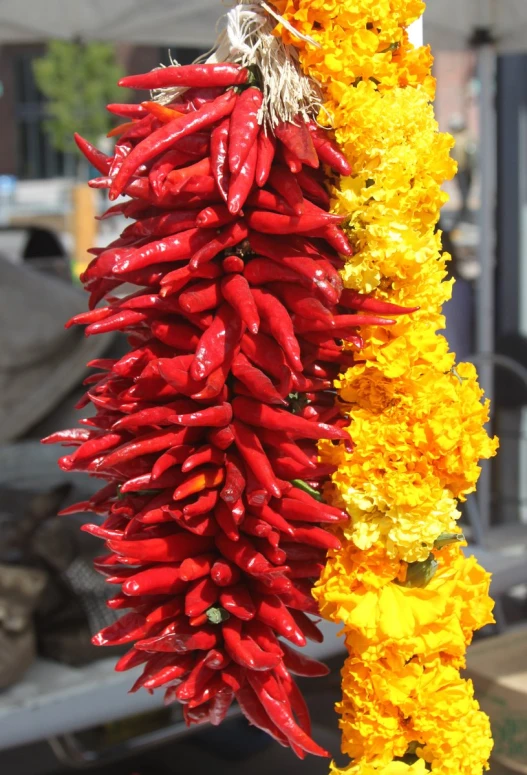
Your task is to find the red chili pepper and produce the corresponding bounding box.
[214,500,240,541]
[190,220,249,270]
[191,303,246,381]
[247,673,329,757]
[203,648,231,670]
[122,210,199,240]
[215,532,272,577]
[277,497,345,524]
[146,598,185,625]
[307,121,352,176]
[246,188,294,215]
[222,254,244,273]
[107,103,149,119]
[185,576,219,617]
[230,420,282,499]
[173,467,224,501]
[178,553,216,582]
[208,425,235,450]
[159,262,221,297]
[228,140,258,215]
[121,566,185,596]
[211,558,241,587]
[235,683,290,746]
[267,166,304,216]
[222,617,280,671]
[220,274,260,334]
[115,648,150,672]
[195,204,235,229]
[231,352,286,406]
[183,489,219,518]
[232,396,349,443]
[229,88,262,174]
[178,279,222,313]
[293,313,395,333]
[251,502,294,537]
[92,613,148,646]
[219,585,255,621]
[210,117,230,202]
[42,428,95,446]
[74,133,111,174]
[167,157,212,192]
[246,209,341,235]
[289,609,324,643]
[295,168,331,208]
[142,655,194,691]
[108,531,214,563]
[182,445,225,473]
[275,119,318,168]
[110,91,237,199]
[340,289,419,315]
[136,619,219,653]
[250,288,302,372]
[140,100,184,123]
[209,688,234,726]
[255,130,276,187]
[288,523,341,551]
[119,63,249,90]
[112,228,211,274]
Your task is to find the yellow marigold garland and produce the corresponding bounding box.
[273,1,499,773]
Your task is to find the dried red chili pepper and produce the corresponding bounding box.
[119,63,249,91]
[229,88,263,174]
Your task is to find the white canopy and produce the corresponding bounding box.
[424,0,527,52]
[0,0,223,45]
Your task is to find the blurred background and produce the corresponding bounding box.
[0,2,526,774]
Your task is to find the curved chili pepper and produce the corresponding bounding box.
[184,576,218,617]
[119,63,249,91]
[231,352,286,406]
[340,289,419,315]
[74,133,112,174]
[307,121,352,176]
[221,274,260,334]
[275,119,318,168]
[230,420,282,499]
[255,130,276,187]
[235,683,290,747]
[229,88,263,174]
[267,166,304,216]
[219,585,255,620]
[247,673,329,757]
[191,303,246,381]
[228,140,258,215]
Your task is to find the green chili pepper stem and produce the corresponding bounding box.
[206,605,230,624]
[291,479,323,502]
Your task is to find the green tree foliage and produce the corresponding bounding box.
[33,41,126,156]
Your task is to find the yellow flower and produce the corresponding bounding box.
[274,1,496,772]
[315,543,494,664]
[331,760,429,775]
[337,657,493,774]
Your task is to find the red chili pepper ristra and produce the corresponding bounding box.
[49,48,418,757]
